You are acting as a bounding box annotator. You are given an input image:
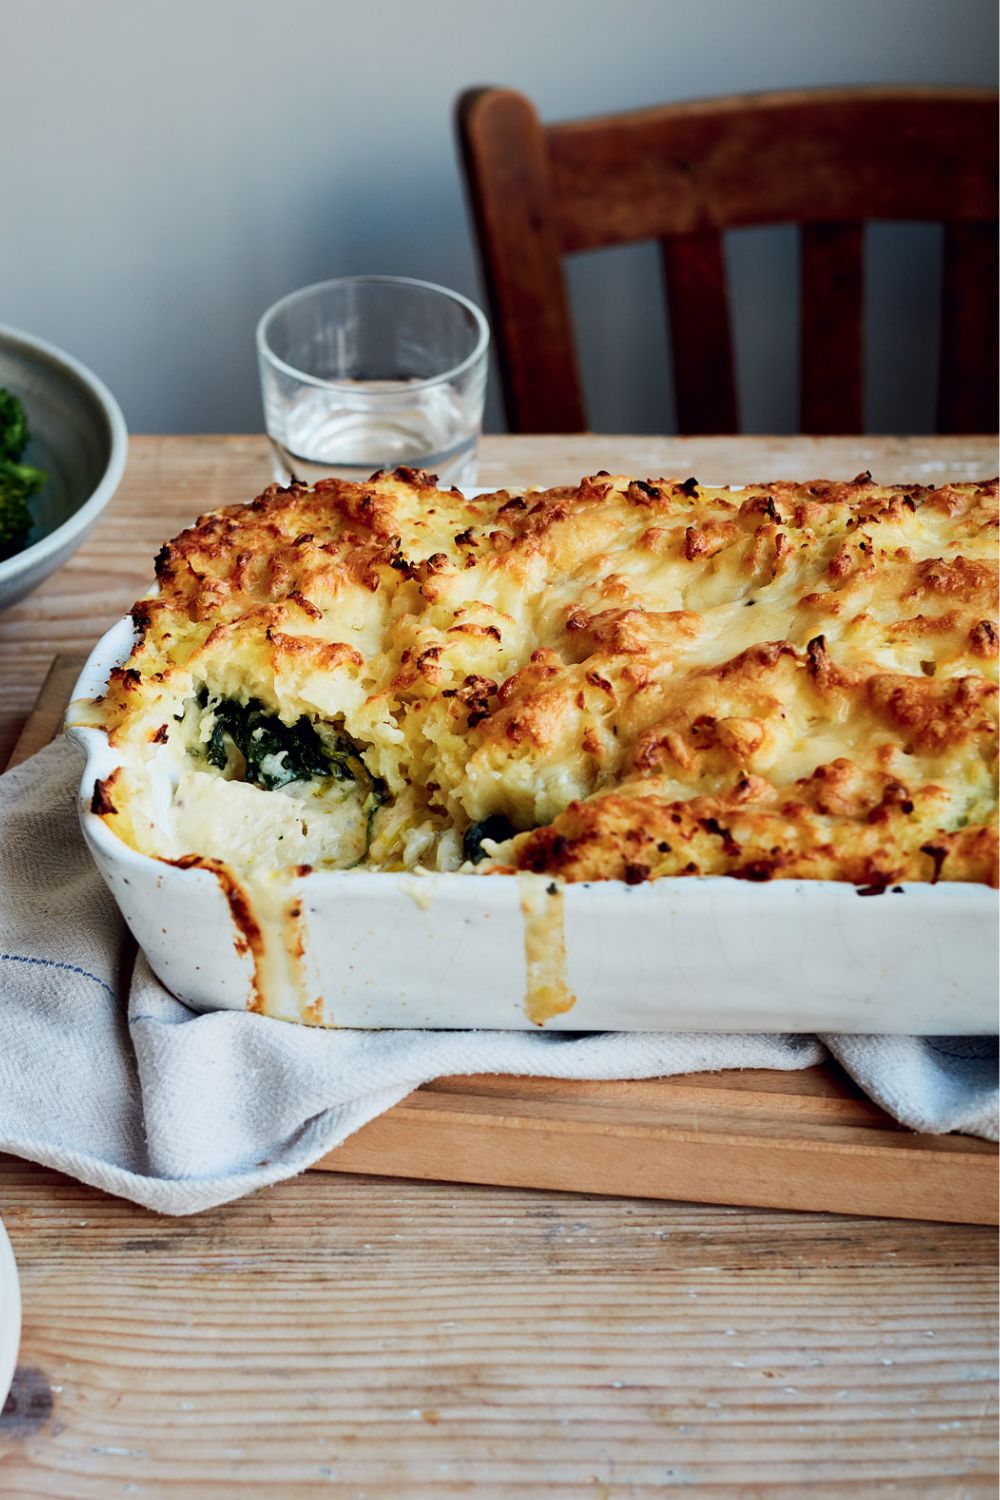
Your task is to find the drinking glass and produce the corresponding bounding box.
[256,276,490,487]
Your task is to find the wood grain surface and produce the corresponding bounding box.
[0,1159,997,1497]
[321,1068,999,1226]
[1,434,997,1494]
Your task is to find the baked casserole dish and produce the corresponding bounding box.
[68,468,999,1030]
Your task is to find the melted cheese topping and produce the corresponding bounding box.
[92,467,999,888]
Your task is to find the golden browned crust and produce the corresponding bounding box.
[99,468,999,886]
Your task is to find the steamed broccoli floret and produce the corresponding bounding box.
[0,389,30,462]
[0,388,46,561]
[0,478,35,559]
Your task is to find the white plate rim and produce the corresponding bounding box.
[0,1214,21,1410]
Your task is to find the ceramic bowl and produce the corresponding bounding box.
[0,323,127,610]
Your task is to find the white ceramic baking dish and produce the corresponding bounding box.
[66,614,998,1033]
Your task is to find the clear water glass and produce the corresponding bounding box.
[256,276,490,487]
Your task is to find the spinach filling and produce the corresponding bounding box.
[462,814,516,865]
[204,697,330,789]
[197,690,385,802]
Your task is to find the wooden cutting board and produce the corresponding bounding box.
[12,655,997,1225]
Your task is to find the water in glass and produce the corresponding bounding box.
[266,377,481,488]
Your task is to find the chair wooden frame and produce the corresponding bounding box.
[457,86,998,435]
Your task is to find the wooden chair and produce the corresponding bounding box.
[456,86,998,435]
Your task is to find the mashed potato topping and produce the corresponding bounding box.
[90,467,998,888]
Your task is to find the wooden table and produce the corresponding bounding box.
[1,434,997,1495]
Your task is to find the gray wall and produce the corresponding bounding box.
[3,0,995,436]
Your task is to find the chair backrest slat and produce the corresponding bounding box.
[938,223,1000,434]
[660,232,738,435]
[456,88,583,433]
[800,221,864,434]
[546,89,998,244]
[457,86,998,434]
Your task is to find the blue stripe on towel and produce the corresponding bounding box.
[0,951,116,1001]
